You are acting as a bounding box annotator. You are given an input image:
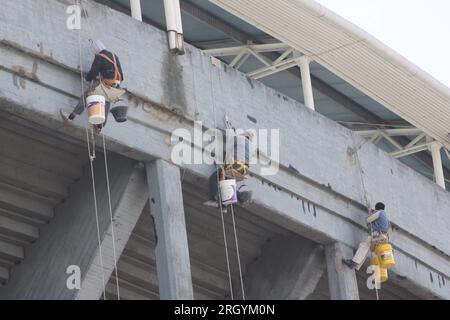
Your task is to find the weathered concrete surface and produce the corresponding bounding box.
[0,0,449,298]
[0,153,140,299]
[245,235,325,299]
[146,160,194,300]
[76,166,148,300]
[325,243,360,300]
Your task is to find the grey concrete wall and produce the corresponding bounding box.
[0,0,449,298]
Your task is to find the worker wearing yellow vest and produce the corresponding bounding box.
[61,40,127,132]
[342,202,390,270]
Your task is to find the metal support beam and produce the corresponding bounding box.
[130,0,142,21]
[204,43,290,57]
[297,56,315,111]
[325,243,359,300]
[430,142,446,189]
[390,142,431,159]
[356,128,422,139]
[146,160,193,300]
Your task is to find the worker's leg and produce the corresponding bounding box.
[351,236,372,270]
[69,99,85,119]
[207,170,219,203]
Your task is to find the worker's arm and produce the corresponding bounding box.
[116,55,124,81]
[366,211,380,224]
[85,55,102,82]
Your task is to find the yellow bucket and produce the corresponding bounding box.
[371,256,388,283]
[376,243,395,269]
[86,95,106,125]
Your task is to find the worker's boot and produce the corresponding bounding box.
[237,190,252,205]
[342,259,357,269]
[60,110,75,123]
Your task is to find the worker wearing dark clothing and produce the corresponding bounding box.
[61,40,127,131]
[85,50,124,84]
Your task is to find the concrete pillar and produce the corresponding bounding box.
[430,142,446,189]
[76,167,148,299]
[130,0,143,21]
[297,56,315,111]
[325,242,359,300]
[245,235,325,299]
[145,159,193,300]
[0,154,142,299]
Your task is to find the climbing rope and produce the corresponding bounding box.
[209,64,235,300]
[76,0,106,300]
[351,135,380,301]
[224,115,246,301]
[101,134,121,299]
[229,204,246,300]
[76,0,121,299]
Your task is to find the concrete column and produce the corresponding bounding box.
[146,159,193,300]
[297,56,315,111]
[325,242,359,300]
[430,142,446,189]
[76,167,148,299]
[130,0,143,21]
[245,235,325,299]
[0,154,142,299]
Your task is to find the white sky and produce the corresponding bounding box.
[315,0,450,88]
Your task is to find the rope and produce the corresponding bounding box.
[223,116,246,300]
[76,0,106,299]
[216,169,234,300]
[352,135,380,301]
[229,204,246,300]
[76,0,121,299]
[101,134,121,300]
[209,63,234,300]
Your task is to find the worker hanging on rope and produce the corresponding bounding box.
[342,202,392,270]
[61,39,128,132]
[204,117,254,211]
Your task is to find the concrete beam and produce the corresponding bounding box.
[146,160,193,300]
[0,215,39,243]
[0,153,141,299]
[0,0,449,299]
[325,243,359,300]
[0,266,9,283]
[76,167,148,300]
[0,240,24,264]
[245,235,325,299]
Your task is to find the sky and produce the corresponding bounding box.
[315,0,450,88]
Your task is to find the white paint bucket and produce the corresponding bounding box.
[219,179,238,205]
[86,95,106,125]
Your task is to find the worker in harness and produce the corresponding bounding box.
[204,166,253,212]
[204,128,254,211]
[342,202,390,270]
[61,40,127,132]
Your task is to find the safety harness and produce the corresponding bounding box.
[98,53,122,87]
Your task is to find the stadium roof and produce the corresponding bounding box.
[107,0,450,185]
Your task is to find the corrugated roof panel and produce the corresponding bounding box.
[211,0,450,146]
